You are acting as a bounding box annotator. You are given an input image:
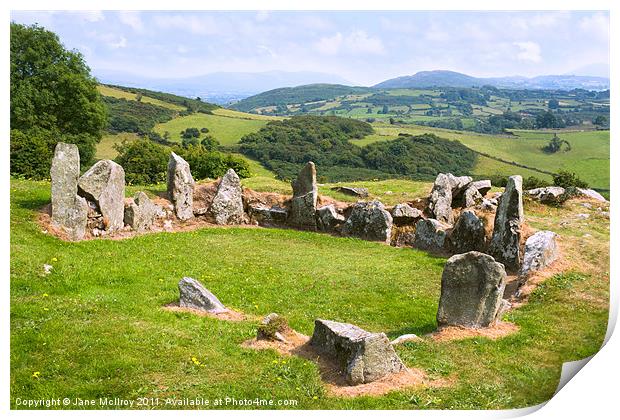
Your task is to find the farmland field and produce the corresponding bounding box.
[97,85,185,111]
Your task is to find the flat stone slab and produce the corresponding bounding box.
[178,277,228,313]
[330,186,369,198]
[310,319,405,385]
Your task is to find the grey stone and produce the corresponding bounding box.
[392,230,416,247]
[437,251,507,328]
[288,162,318,229]
[391,203,423,225]
[330,186,369,198]
[390,334,421,345]
[462,185,483,208]
[167,152,195,221]
[413,218,448,252]
[577,188,608,202]
[248,205,288,226]
[210,169,245,225]
[257,313,289,342]
[342,200,393,242]
[429,173,455,224]
[178,277,227,313]
[576,213,590,220]
[527,187,565,203]
[124,191,161,231]
[78,160,125,231]
[316,204,345,231]
[518,231,559,284]
[470,180,492,196]
[488,175,524,271]
[481,198,497,212]
[50,143,88,240]
[448,210,486,254]
[310,319,405,385]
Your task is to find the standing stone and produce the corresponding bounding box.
[316,204,345,231]
[124,191,161,231]
[288,162,318,229]
[210,169,245,225]
[488,175,524,271]
[429,173,454,224]
[50,142,88,240]
[448,210,486,254]
[310,319,405,385]
[518,231,559,284]
[437,251,507,328]
[78,160,125,231]
[391,203,423,225]
[167,152,195,221]
[178,277,227,313]
[342,200,393,242]
[413,218,448,252]
[462,185,483,208]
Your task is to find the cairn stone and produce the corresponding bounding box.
[437,251,507,328]
[429,173,455,224]
[518,231,559,285]
[178,277,227,313]
[342,200,393,242]
[488,175,524,271]
[248,204,287,226]
[330,186,369,198]
[448,210,486,254]
[50,142,88,240]
[288,162,318,229]
[527,187,565,203]
[210,169,245,225]
[310,319,405,385]
[577,188,607,202]
[391,203,423,225]
[124,191,161,231]
[316,204,345,231]
[413,218,448,252]
[78,160,125,231]
[167,152,195,221]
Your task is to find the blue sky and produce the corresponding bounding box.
[10,10,610,85]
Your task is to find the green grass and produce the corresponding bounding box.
[98,85,185,111]
[154,113,269,145]
[95,133,140,160]
[10,178,609,409]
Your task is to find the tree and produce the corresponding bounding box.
[548,99,560,109]
[536,111,558,129]
[541,133,571,153]
[593,115,608,126]
[10,23,106,177]
[114,139,169,185]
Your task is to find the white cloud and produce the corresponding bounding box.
[255,11,269,22]
[152,14,218,36]
[69,11,104,23]
[118,11,144,32]
[314,30,384,56]
[109,36,127,49]
[579,13,609,42]
[514,41,542,63]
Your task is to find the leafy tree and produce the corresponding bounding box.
[180,127,201,139]
[553,171,589,189]
[114,139,169,185]
[536,111,558,129]
[10,22,106,177]
[593,115,608,126]
[173,145,250,180]
[541,133,571,153]
[548,99,560,109]
[200,135,220,151]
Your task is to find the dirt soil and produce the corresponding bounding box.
[162,302,249,321]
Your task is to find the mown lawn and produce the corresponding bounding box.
[10,179,608,409]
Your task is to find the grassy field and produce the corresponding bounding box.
[10,178,609,409]
[95,133,140,160]
[97,85,185,111]
[154,113,270,145]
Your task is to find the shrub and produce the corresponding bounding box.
[523,176,550,190]
[10,129,53,179]
[114,139,169,185]
[173,145,250,181]
[553,171,589,189]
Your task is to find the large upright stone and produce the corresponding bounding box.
[310,319,405,385]
[210,169,245,225]
[518,231,559,284]
[342,200,393,242]
[167,152,195,221]
[488,175,524,271]
[413,218,448,252]
[124,191,161,231]
[78,160,125,231]
[288,162,318,229]
[448,210,486,254]
[437,252,507,328]
[429,173,454,224]
[178,277,227,313]
[50,142,88,240]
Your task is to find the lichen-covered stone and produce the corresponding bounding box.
[288,162,318,229]
[124,191,161,231]
[391,203,423,225]
[437,251,507,328]
[488,175,524,271]
[210,169,245,225]
[518,231,559,284]
[527,187,565,203]
[316,204,345,231]
[448,210,486,254]
[413,218,448,252]
[429,173,455,224]
[167,152,195,221]
[178,277,227,313]
[342,200,393,242]
[310,319,405,385]
[78,159,126,231]
[50,142,88,240]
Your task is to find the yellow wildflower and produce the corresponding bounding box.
[32,371,40,379]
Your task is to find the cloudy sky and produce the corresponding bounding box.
[10,10,610,85]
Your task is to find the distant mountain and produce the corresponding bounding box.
[230,84,370,113]
[374,70,610,91]
[93,70,352,104]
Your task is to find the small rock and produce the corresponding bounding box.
[580,203,593,209]
[390,334,421,345]
[316,204,345,232]
[43,264,53,275]
[178,277,227,313]
[518,231,559,285]
[576,213,590,220]
[163,220,173,230]
[257,313,290,342]
[527,186,565,203]
[124,191,161,231]
[391,203,423,225]
[413,218,448,252]
[330,186,369,198]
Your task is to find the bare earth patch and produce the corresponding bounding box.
[428,321,520,342]
[162,302,248,321]
[242,330,450,397]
